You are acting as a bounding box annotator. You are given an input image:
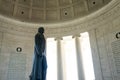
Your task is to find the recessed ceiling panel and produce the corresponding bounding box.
[32,9,44,20]
[0,1,14,16]
[103,0,112,4]
[16,6,29,19]
[59,0,71,6]
[60,7,73,20]
[46,9,58,20]
[18,0,30,6]
[32,0,44,8]
[88,0,103,11]
[72,0,82,3]
[73,2,88,17]
[46,0,57,8]
[3,0,15,3]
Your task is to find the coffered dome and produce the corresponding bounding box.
[0,0,111,23]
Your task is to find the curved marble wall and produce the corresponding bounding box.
[0,0,120,80]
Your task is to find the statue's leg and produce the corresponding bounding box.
[42,56,47,80]
[36,57,43,80]
[42,71,47,80]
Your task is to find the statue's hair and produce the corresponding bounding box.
[38,27,44,34]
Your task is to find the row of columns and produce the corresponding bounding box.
[55,35,85,80]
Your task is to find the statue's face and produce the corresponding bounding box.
[38,27,44,33]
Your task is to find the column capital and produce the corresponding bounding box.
[55,37,63,41]
[72,34,80,38]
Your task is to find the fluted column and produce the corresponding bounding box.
[73,35,85,80]
[55,37,63,80]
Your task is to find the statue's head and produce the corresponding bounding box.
[38,27,44,34]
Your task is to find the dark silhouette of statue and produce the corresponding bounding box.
[29,27,47,80]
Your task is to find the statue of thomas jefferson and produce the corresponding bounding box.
[29,27,47,80]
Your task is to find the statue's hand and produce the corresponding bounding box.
[38,54,42,57]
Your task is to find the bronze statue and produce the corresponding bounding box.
[30,27,47,80]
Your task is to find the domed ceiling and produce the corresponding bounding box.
[0,0,111,23]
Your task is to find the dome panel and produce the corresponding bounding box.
[4,0,15,3]
[46,9,58,20]
[60,7,73,20]
[15,5,29,19]
[0,1,14,16]
[18,0,30,6]
[72,0,82,3]
[59,0,71,6]
[73,2,87,17]
[32,0,44,8]
[46,0,58,8]
[88,0,103,11]
[32,9,44,20]
[104,0,111,4]
[0,0,112,23]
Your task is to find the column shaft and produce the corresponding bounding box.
[57,38,63,80]
[75,36,85,80]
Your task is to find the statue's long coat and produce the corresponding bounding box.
[30,33,47,80]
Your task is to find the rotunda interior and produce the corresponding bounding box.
[0,0,120,80]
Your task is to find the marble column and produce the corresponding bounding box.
[55,37,63,80]
[73,35,85,80]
